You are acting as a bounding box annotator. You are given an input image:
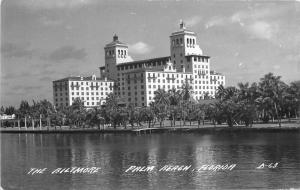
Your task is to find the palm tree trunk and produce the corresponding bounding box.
[39,115,42,130]
[25,117,27,130]
[274,103,281,127]
[32,119,34,129]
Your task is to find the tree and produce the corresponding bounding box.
[153,89,170,126]
[286,81,300,119]
[4,106,15,115]
[140,107,155,128]
[18,100,31,128]
[237,82,259,126]
[127,103,140,128]
[258,73,288,127]
[0,106,4,115]
[66,98,86,128]
[51,107,66,129]
[39,99,55,128]
[151,102,168,128]
[215,86,240,127]
[85,107,104,130]
[168,88,182,127]
[191,104,206,128]
[104,93,126,129]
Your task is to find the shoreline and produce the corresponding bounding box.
[1,123,300,134]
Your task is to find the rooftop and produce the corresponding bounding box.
[116,56,170,67]
[210,70,224,76]
[53,75,114,82]
[105,34,127,48]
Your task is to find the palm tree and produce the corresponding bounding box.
[19,100,31,129]
[258,73,288,127]
[127,103,140,128]
[181,81,193,101]
[153,89,170,126]
[237,82,259,126]
[215,86,240,127]
[140,107,155,128]
[168,88,182,127]
[66,98,86,128]
[192,104,206,128]
[287,81,300,119]
[151,102,168,128]
[104,93,123,129]
[154,89,170,105]
[39,100,55,129]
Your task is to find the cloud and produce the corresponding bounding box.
[129,42,152,55]
[205,17,227,28]
[15,0,96,10]
[1,43,35,59]
[39,16,63,26]
[43,46,87,62]
[204,6,298,46]
[205,8,275,29]
[246,21,278,40]
[185,16,202,27]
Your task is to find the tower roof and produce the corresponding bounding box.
[105,34,128,48]
[171,20,195,36]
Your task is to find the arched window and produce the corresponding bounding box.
[187,38,189,45]
[180,38,183,44]
[176,39,179,45]
[193,39,195,45]
[118,50,120,54]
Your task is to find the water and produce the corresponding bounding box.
[1,132,300,189]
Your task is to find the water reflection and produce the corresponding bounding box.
[2,132,300,189]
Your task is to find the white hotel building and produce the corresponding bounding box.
[53,21,225,108]
[53,75,113,107]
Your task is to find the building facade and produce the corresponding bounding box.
[53,21,225,108]
[99,21,225,107]
[53,75,114,108]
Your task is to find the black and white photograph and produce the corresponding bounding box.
[1,0,300,189]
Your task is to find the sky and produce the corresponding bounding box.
[1,0,300,107]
